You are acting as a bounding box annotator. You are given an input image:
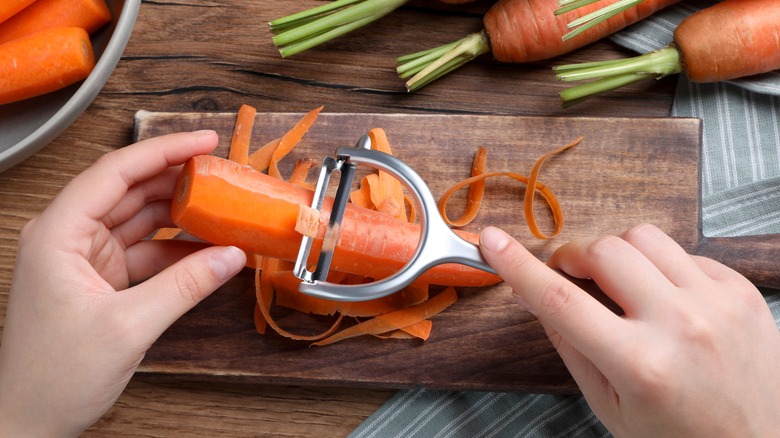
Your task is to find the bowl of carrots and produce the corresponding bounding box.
[0,0,141,173]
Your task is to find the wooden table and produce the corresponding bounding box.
[0,1,676,436]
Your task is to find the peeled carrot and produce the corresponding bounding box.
[0,0,36,26]
[0,27,95,105]
[556,0,780,104]
[269,0,479,57]
[398,0,679,91]
[0,0,112,44]
[172,154,501,288]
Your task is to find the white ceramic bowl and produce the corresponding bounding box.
[0,0,141,173]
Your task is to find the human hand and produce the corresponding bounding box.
[479,224,780,437]
[0,131,246,437]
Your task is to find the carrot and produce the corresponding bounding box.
[398,0,679,91]
[0,0,112,45]
[0,27,96,105]
[171,154,501,288]
[311,286,458,346]
[0,0,36,26]
[556,0,780,105]
[228,104,256,165]
[269,0,479,57]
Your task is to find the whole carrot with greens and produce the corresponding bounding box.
[0,27,96,105]
[556,0,780,106]
[172,154,501,288]
[269,0,478,58]
[399,0,678,91]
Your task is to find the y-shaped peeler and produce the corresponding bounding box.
[293,134,496,302]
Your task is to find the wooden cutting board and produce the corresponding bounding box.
[133,111,780,393]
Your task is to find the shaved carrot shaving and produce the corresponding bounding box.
[444,147,487,227]
[152,227,181,240]
[228,104,256,165]
[525,136,582,239]
[289,158,316,189]
[268,106,322,179]
[373,320,433,340]
[350,178,374,208]
[439,137,580,239]
[368,128,407,221]
[312,287,458,347]
[254,265,344,341]
[248,137,281,172]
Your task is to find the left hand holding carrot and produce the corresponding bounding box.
[0,131,246,437]
[479,223,780,436]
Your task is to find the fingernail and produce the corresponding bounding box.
[193,129,217,137]
[480,226,511,252]
[210,246,246,282]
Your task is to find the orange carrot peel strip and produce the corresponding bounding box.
[312,287,458,347]
[439,137,581,239]
[228,104,256,165]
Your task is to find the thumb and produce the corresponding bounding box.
[127,245,246,339]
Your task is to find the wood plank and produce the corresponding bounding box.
[134,111,701,393]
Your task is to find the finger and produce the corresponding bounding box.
[125,245,246,340]
[546,324,618,426]
[619,223,704,287]
[52,130,219,221]
[101,166,181,230]
[547,233,675,317]
[124,239,212,283]
[110,200,174,249]
[479,226,626,363]
[691,255,755,290]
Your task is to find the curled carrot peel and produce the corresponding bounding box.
[524,136,582,239]
[439,137,581,239]
[255,267,345,341]
[312,287,458,347]
[441,147,487,227]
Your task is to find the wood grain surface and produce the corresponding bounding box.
[0,0,684,436]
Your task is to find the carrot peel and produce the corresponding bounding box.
[311,287,458,346]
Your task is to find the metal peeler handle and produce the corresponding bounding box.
[295,135,496,302]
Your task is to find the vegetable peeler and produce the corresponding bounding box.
[293,134,496,302]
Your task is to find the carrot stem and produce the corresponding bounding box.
[557,0,647,41]
[270,0,407,57]
[555,46,680,105]
[400,31,490,92]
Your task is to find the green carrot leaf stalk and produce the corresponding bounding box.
[554,46,681,106]
[555,0,647,41]
[269,0,408,57]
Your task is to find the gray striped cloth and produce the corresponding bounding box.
[350,2,780,437]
